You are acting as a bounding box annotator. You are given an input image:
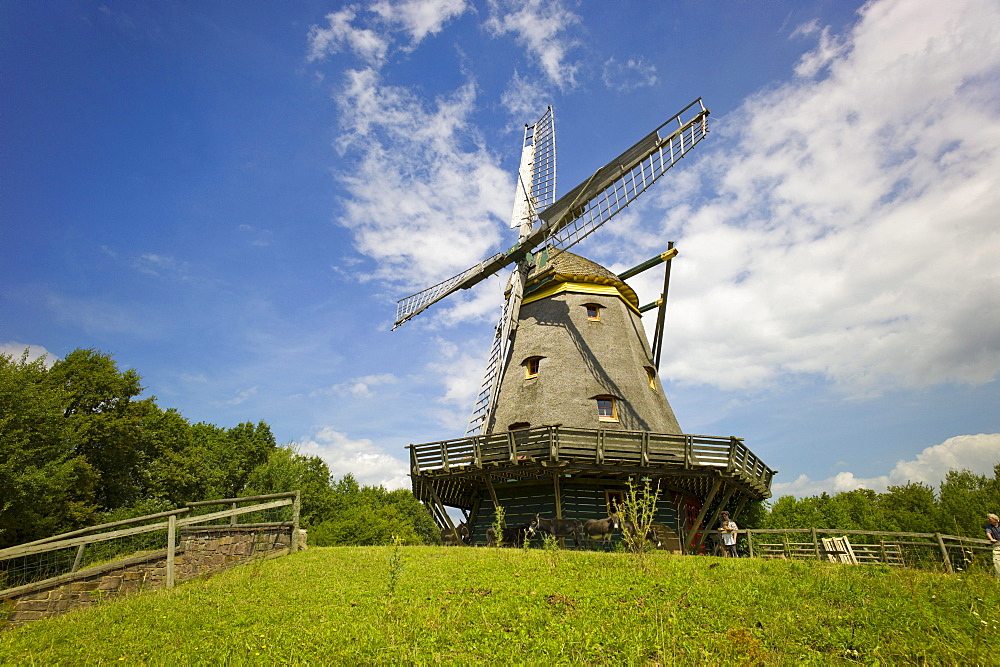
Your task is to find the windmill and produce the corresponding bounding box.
[399,100,775,552]
[395,98,710,435]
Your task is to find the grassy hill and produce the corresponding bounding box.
[2,545,999,664]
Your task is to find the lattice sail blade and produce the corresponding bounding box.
[529,107,556,213]
[393,251,515,329]
[465,264,526,435]
[536,98,709,251]
[511,107,556,235]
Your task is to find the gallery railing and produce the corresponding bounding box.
[408,425,774,496]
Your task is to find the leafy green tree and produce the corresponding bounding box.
[47,349,150,509]
[245,446,337,526]
[307,474,437,546]
[0,351,100,546]
[939,468,1000,536]
[877,482,939,533]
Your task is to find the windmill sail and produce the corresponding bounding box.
[533,97,709,250]
[393,98,709,329]
[466,109,555,435]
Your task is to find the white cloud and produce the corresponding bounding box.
[307,6,390,65]
[226,385,259,405]
[601,56,658,92]
[771,432,1000,497]
[334,68,513,299]
[0,342,57,367]
[618,0,1000,396]
[424,335,493,430]
[371,0,468,46]
[322,373,399,398]
[484,0,581,89]
[308,1,467,66]
[296,426,410,489]
[500,69,550,117]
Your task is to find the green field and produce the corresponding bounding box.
[3,546,999,664]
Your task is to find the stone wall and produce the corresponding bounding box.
[2,525,296,628]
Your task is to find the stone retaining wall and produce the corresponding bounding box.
[2,525,296,628]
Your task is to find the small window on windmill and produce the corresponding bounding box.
[606,490,624,515]
[645,366,657,389]
[585,303,601,321]
[596,396,618,422]
[524,356,542,379]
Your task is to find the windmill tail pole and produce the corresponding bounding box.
[652,242,675,370]
[618,247,678,280]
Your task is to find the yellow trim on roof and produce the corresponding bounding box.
[522,280,642,314]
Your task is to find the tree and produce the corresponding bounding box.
[0,351,100,546]
[47,349,150,509]
[245,446,337,526]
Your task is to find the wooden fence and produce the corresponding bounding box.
[0,491,301,599]
[742,528,994,573]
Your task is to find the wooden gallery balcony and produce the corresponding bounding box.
[407,425,775,510]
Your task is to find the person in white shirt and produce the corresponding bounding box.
[720,510,739,557]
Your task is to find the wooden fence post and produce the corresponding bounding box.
[811,528,820,560]
[230,502,238,526]
[747,530,755,559]
[71,544,86,573]
[291,490,301,553]
[935,533,953,574]
[166,514,176,588]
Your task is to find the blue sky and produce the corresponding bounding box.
[3,0,999,498]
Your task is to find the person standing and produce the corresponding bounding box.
[720,511,739,558]
[986,513,1000,577]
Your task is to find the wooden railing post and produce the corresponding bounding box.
[166,514,176,588]
[291,490,301,553]
[230,502,238,526]
[935,533,953,574]
[71,544,86,573]
[811,528,820,560]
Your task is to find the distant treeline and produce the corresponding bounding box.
[0,348,437,550]
[743,466,1000,538]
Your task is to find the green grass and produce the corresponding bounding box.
[2,546,999,664]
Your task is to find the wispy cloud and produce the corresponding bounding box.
[317,373,399,398]
[131,253,192,280]
[424,336,492,430]
[771,433,1000,497]
[372,0,468,46]
[307,6,391,66]
[333,68,512,299]
[307,0,468,66]
[226,385,259,405]
[484,0,581,90]
[605,0,1000,396]
[601,56,658,92]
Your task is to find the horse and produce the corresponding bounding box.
[527,514,585,547]
[441,521,470,546]
[622,520,662,549]
[583,514,621,549]
[486,523,530,547]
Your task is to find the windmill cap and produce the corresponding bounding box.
[527,249,639,308]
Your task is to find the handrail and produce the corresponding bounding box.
[185,491,298,507]
[408,425,775,494]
